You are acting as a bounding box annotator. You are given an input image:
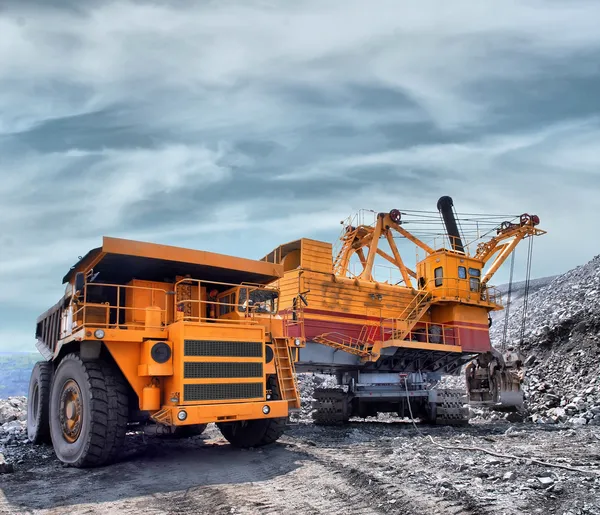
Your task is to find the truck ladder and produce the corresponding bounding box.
[272,337,301,410]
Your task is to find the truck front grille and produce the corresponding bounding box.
[183,383,263,402]
[184,340,262,358]
[184,362,263,379]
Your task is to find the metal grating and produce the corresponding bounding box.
[184,382,263,402]
[184,340,262,358]
[184,362,263,379]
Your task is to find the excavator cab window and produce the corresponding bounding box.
[434,267,443,287]
[458,266,467,279]
[468,267,481,292]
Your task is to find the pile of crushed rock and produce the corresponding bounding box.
[0,397,28,473]
[0,397,27,445]
[491,254,600,426]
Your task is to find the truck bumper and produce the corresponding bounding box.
[154,399,290,426]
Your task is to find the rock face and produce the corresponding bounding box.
[490,255,600,425]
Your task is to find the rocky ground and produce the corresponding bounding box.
[2,382,600,515]
[1,256,599,513]
[1,415,599,515]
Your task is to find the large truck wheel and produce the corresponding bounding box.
[49,353,129,468]
[217,376,286,448]
[217,417,286,448]
[27,361,53,444]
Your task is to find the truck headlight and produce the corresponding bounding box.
[94,329,105,339]
[262,405,270,415]
[151,342,172,363]
[177,410,187,421]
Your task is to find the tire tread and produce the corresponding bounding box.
[27,361,53,444]
[50,353,129,468]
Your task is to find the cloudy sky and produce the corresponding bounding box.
[1,0,600,352]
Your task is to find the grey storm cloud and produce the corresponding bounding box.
[1,0,600,350]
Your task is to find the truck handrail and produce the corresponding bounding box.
[71,282,169,331]
[174,278,280,324]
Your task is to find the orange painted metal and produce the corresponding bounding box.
[102,236,283,281]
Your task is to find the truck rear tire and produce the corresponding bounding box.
[217,376,286,448]
[217,417,286,448]
[49,353,129,468]
[27,361,53,444]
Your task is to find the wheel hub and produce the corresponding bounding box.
[59,380,83,443]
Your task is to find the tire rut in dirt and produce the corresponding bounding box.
[296,443,505,515]
[148,486,234,515]
[205,447,389,515]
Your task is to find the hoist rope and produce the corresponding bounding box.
[501,250,516,351]
[519,236,534,345]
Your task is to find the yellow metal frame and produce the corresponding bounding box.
[154,399,290,426]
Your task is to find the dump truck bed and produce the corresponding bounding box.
[63,236,283,285]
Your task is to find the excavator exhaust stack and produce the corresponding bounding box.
[437,196,465,253]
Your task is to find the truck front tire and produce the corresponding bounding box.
[49,353,129,468]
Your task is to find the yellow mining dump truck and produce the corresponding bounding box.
[28,237,301,468]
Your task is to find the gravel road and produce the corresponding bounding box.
[2,420,599,515]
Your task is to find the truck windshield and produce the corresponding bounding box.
[238,288,279,314]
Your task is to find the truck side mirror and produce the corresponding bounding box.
[75,272,85,294]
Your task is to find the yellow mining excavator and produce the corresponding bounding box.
[262,196,545,425]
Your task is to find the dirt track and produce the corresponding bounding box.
[1,421,600,515]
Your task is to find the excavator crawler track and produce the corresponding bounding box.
[432,389,470,427]
[312,388,350,426]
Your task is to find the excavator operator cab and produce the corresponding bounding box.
[417,250,485,303]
